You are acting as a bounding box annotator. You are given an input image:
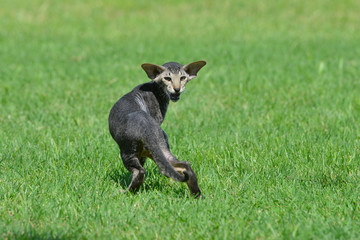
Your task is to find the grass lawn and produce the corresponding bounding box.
[1,0,360,239]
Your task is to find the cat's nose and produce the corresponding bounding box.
[174,87,180,93]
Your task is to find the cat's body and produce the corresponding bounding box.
[109,61,206,198]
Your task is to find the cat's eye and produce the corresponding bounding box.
[180,76,186,81]
[164,77,172,81]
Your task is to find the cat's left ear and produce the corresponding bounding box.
[183,60,206,80]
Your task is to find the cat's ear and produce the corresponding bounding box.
[141,63,167,80]
[183,61,206,80]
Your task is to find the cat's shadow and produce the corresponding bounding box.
[106,165,187,197]
[107,168,132,189]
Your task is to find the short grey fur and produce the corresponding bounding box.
[109,61,206,198]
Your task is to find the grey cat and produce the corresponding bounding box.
[109,61,206,198]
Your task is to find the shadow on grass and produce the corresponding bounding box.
[106,167,188,198]
[295,172,349,189]
[106,168,132,189]
[6,231,70,240]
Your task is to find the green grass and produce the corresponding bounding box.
[1,0,360,239]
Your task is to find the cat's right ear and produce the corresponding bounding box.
[141,63,166,80]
